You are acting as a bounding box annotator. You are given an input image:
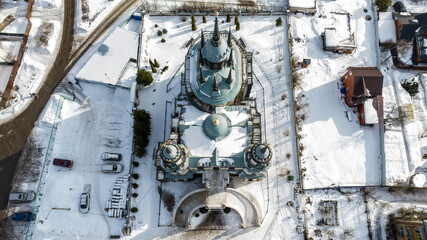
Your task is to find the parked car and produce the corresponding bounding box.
[9,191,36,203]
[101,152,122,161]
[79,193,90,214]
[53,158,73,168]
[101,163,123,173]
[393,1,407,12]
[12,212,36,221]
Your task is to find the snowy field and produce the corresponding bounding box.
[32,82,133,239]
[290,0,382,189]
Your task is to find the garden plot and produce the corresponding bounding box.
[290,0,381,189]
[381,59,427,187]
[304,189,370,240]
[32,83,133,239]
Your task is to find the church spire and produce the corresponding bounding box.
[212,72,218,91]
[227,26,232,47]
[228,48,233,66]
[226,68,233,84]
[199,63,206,84]
[199,46,204,65]
[211,11,220,47]
[200,28,205,48]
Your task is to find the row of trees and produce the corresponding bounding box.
[191,12,241,31]
[133,109,151,157]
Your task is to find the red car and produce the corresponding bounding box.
[53,158,73,168]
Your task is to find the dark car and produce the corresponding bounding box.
[393,1,407,12]
[12,212,36,221]
[53,158,73,168]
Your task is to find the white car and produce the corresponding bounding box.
[101,152,122,161]
[79,193,90,214]
[101,163,123,173]
[9,192,36,203]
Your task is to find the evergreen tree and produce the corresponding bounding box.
[226,13,231,22]
[154,59,160,68]
[234,15,239,25]
[236,21,240,31]
[203,15,206,23]
[191,13,196,31]
[275,17,282,27]
[375,0,392,12]
[136,69,154,86]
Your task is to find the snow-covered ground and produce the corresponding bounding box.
[304,188,370,239]
[0,1,63,122]
[74,0,122,34]
[381,53,427,187]
[290,0,381,189]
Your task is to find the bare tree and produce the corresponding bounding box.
[14,136,44,184]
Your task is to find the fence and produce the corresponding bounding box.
[25,96,64,240]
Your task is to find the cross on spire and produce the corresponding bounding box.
[211,11,220,47]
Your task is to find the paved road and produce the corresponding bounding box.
[0,0,75,214]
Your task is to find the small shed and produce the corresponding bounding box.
[288,0,316,14]
[322,28,356,54]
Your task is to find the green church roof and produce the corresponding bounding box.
[203,37,229,63]
[255,144,271,160]
[202,113,231,141]
[162,144,179,160]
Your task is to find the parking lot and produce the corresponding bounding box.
[32,83,133,239]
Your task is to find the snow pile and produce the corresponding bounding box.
[76,26,138,88]
[290,0,381,189]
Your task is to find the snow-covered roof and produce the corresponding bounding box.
[181,105,248,157]
[289,0,315,8]
[76,27,138,88]
[379,13,397,44]
[324,28,338,47]
[363,98,378,124]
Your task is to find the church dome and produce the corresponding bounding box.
[255,144,271,161]
[161,143,181,161]
[203,113,231,141]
